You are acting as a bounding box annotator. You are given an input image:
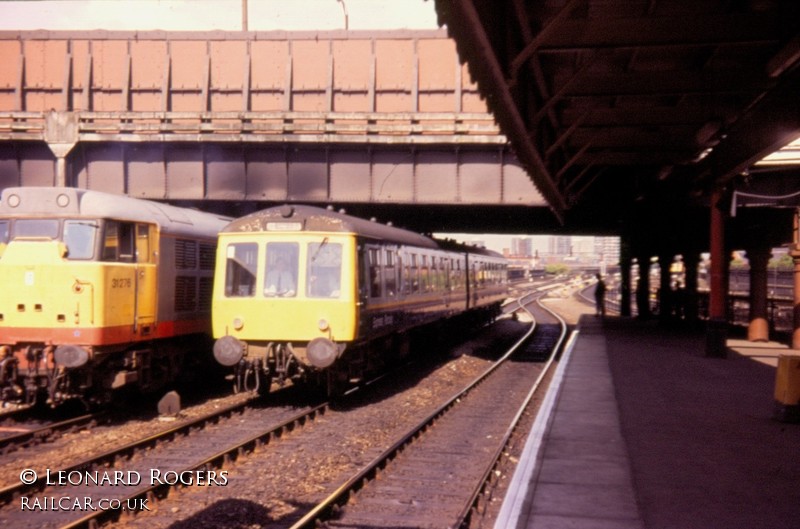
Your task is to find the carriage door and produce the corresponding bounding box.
[134,223,156,335]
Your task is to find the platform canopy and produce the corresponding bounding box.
[434,0,800,232]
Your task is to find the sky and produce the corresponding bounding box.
[0,0,439,31]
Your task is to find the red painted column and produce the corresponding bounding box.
[706,188,728,357]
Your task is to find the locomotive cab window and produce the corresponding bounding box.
[307,240,342,298]
[264,242,298,297]
[13,219,59,239]
[63,220,99,260]
[225,242,258,297]
[102,221,136,262]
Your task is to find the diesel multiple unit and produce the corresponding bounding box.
[211,205,508,395]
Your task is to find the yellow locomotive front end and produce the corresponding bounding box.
[0,191,159,405]
[0,186,230,407]
[1,243,146,402]
[212,208,357,393]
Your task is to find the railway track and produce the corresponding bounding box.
[0,288,569,529]
[0,413,105,456]
[0,388,327,529]
[290,289,567,529]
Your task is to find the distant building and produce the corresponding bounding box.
[550,236,572,257]
[511,237,532,257]
[596,237,621,265]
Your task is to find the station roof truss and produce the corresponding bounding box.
[434,0,800,225]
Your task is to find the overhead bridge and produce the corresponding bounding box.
[0,29,546,215]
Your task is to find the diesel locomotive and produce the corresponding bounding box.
[211,205,508,395]
[0,187,231,406]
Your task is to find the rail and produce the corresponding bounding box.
[289,287,567,528]
[0,412,104,456]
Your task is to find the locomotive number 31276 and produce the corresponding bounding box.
[111,278,132,289]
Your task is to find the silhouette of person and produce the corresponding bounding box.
[594,273,606,317]
[672,281,686,320]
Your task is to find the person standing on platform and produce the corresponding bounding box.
[594,273,606,317]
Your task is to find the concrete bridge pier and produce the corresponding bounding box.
[44,111,78,187]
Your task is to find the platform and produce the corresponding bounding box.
[496,315,800,529]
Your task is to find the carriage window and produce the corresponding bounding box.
[403,253,412,295]
[368,247,382,298]
[225,242,258,297]
[13,219,59,239]
[384,249,397,297]
[396,254,404,296]
[453,260,462,289]
[63,220,98,260]
[420,255,430,292]
[264,242,298,297]
[307,241,342,298]
[410,253,419,293]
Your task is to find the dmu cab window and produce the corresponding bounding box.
[225,243,258,297]
[264,242,298,297]
[307,241,342,298]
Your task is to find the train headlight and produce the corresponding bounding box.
[54,345,89,368]
[232,317,244,331]
[317,318,329,332]
[306,337,338,369]
[214,336,245,367]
